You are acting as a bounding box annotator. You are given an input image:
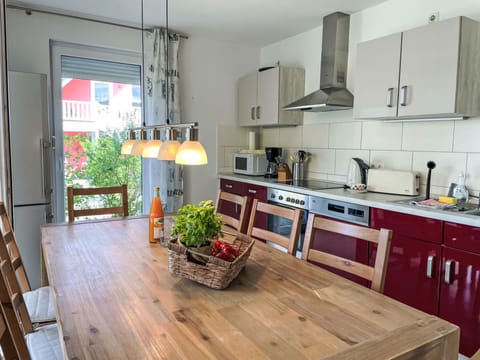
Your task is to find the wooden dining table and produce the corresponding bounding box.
[41,216,459,359]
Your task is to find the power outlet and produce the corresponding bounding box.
[428,12,440,23]
[371,162,384,169]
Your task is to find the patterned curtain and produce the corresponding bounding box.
[143,28,183,213]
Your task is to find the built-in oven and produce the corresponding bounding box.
[267,188,310,258]
[308,196,371,286]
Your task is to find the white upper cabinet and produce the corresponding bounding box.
[354,16,480,121]
[238,66,305,127]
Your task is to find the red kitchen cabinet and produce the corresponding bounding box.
[370,208,442,314]
[242,183,267,230]
[308,215,369,287]
[218,179,245,228]
[440,222,480,357]
[218,180,267,232]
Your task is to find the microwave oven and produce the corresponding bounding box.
[233,152,267,176]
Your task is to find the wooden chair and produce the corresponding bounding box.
[215,191,249,232]
[0,257,62,359]
[67,184,129,223]
[302,213,392,293]
[0,202,56,324]
[0,301,19,359]
[247,199,303,255]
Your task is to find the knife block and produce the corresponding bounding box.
[277,164,292,182]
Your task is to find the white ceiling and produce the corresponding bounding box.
[8,0,390,46]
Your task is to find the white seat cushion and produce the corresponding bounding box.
[24,286,56,323]
[25,323,63,360]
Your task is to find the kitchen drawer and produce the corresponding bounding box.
[370,208,443,244]
[243,183,267,200]
[444,222,480,254]
[220,179,244,195]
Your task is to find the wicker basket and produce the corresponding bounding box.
[167,235,255,289]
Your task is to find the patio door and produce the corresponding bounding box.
[51,42,142,222]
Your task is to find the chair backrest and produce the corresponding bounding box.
[67,184,129,223]
[247,199,302,255]
[0,301,20,359]
[0,258,31,358]
[0,234,33,336]
[0,202,30,292]
[302,213,392,293]
[215,191,250,232]
[472,348,480,360]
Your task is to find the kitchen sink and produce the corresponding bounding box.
[390,196,480,215]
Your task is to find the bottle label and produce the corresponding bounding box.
[153,217,164,240]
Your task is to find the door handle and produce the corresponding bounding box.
[225,184,233,189]
[248,189,257,194]
[256,106,260,119]
[426,255,435,278]
[444,259,455,284]
[250,107,255,120]
[386,87,394,108]
[399,85,408,106]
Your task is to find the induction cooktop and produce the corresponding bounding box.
[280,179,345,191]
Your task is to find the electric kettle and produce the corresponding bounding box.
[346,158,369,187]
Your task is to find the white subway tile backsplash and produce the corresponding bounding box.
[279,126,302,148]
[335,149,370,175]
[259,127,280,147]
[453,118,480,153]
[412,152,467,188]
[402,121,454,151]
[362,121,402,150]
[307,149,335,174]
[370,151,413,171]
[330,122,362,149]
[302,123,329,148]
[466,153,480,193]
[218,118,480,184]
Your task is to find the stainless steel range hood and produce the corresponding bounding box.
[284,12,353,112]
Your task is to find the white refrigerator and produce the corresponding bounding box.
[8,71,52,290]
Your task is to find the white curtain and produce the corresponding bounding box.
[143,28,183,213]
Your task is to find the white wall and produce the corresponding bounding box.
[256,0,480,197]
[6,8,259,208]
[180,36,259,204]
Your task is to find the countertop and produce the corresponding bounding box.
[218,172,480,227]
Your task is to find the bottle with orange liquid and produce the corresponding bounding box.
[149,186,164,244]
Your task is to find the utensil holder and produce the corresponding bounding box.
[292,162,305,181]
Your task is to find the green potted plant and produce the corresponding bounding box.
[171,200,223,248]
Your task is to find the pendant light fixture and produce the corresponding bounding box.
[121,0,208,165]
[142,129,163,157]
[120,130,136,155]
[130,129,148,155]
[175,127,208,165]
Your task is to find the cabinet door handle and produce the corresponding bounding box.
[225,184,233,189]
[444,259,455,284]
[386,87,394,108]
[256,106,260,119]
[250,107,255,120]
[426,255,435,278]
[399,85,408,106]
[248,189,257,194]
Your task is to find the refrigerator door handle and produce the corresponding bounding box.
[40,138,51,199]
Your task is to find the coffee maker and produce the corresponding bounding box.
[264,147,282,178]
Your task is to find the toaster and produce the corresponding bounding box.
[367,169,420,195]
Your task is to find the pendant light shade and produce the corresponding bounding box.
[175,128,208,165]
[121,130,136,155]
[158,128,180,160]
[142,129,163,158]
[130,129,148,156]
